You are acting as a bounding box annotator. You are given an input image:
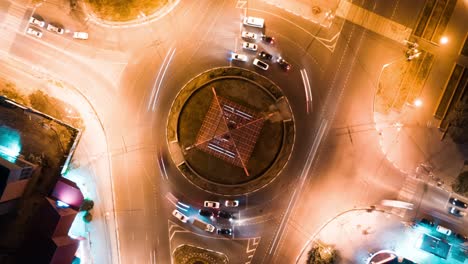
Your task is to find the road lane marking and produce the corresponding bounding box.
[158,148,168,180]
[300,69,313,114]
[147,46,175,111]
[268,119,328,257]
[269,189,296,254]
[236,0,247,9]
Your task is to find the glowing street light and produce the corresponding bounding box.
[413,98,423,107]
[440,36,448,45]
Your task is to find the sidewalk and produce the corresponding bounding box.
[297,209,465,263]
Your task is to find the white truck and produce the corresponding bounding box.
[193,218,215,233]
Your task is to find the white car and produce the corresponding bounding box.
[29,17,45,28]
[241,31,257,40]
[225,200,239,207]
[204,201,220,209]
[73,32,88,40]
[242,42,257,51]
[231,53,248,62]
[47,24,64,34]
[172,209,189,223]
[253,58,269,70]
[436,225,452,236]
[26,27,43,38]
[243,16,264,28]
[205,223,216,232]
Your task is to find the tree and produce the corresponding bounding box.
[80,199,94,211]
[83,211,93,222]
[307,245,337,264]
[452,171,468,195]
[447,99,468,144]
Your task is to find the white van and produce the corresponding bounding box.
[243,16,264,28]
[436,225,452,235]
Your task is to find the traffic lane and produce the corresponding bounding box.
[111,148,159,264]
[248,0,341,40]
[272,22,401,262]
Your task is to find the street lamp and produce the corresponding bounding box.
[440,36,448,45]
[413,98,423,108]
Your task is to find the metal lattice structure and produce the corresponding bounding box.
[188,88,266,176]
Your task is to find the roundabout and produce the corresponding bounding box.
[166,67,295,195]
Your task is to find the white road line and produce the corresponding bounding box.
[300,69,312,113]
[151,48,176,111]
[147,47,174,111]
[158,151,168,181]
[269,189,297,254]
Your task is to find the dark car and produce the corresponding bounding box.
[419,218,434,227]
[199,209,214,218]
[448,207,466,217]
[261,35,275,44]
[454,233,468,243]
[217,211,233,220]
[449,197,468,209]
[277,57,291,71]
[217,228,232,235]
[259,51,273,60]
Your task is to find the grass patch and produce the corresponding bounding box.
[178,78,283,184]
[85,0,168,22]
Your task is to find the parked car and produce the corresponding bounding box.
[419,218,434,227]
[436,225,452,235]
[242,42,257,51]
[29,17,45,28]
[261,35,275,44]
[277,57,291,71]
[449,207,466,217]
[231,53,248,62]
[243,16,264,28]
[253,58,269,70]
[199,209,214,218]
[73,32,88,40]
[217,211,233,220]
[225,200,239,207]
[204,201,220,209]
[259,51,273,60]
[172,210,189,223]
[217,228,233,235]
[26,27,43,38]
[241,31,257,40]
[454,233,467,243]
[46,24,64,34]
[449,197,468,209]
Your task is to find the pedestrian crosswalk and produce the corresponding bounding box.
[391,176,420,218]
[0,2,30,51]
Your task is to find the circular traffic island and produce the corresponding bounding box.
[167,67,295,195]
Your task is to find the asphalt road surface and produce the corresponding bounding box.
[0,0,466,263]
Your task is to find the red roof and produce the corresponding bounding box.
[51,177,84,210]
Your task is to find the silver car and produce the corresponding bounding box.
[29,17,45,28]
[242,42,257,51]
[225,200,239,207]
[47,24,64,34]
[253,58,269,70]
[26,27,43,38]
[242,31,257,40]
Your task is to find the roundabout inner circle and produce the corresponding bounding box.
[167,67,295,195]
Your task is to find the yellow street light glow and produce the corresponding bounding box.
[414,98,423,107]
[440,36,448,45]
